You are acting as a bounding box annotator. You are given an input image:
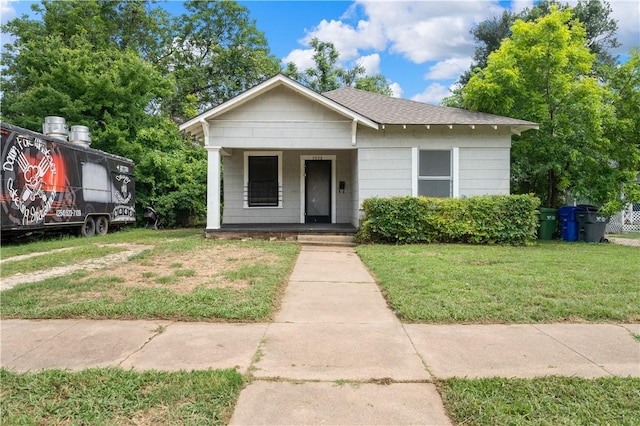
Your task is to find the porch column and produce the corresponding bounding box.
[206,146,222,230]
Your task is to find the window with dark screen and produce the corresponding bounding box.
[247,155,279,206]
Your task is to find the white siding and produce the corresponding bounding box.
[356,125,512,149]
[357,148,413,207]
[209,89,516,225]
[223,149,354,224]
[209,86,354,150]
[354,125,512,204]
[459,148,511,195]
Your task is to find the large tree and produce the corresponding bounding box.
[284,38,393,95]
[458,0,619,87]
[0,0,280,226]
[600,49,640,210]
[462,8,639,212]
[164,0,281,123]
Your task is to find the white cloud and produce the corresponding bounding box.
[411,82,453,105]
[290,0,505,68]
[389,82,403,98]
[609,0,640,55]
[355,0,504,63]
[301,18,386,61]
[1,0,16,24]
[509,0,534,14]
[281,0,637,101]
[424,57,472,80]
[356,53,380,75]
[281,48,315,71]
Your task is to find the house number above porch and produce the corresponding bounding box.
[311,156,324,160]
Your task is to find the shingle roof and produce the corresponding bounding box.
[323,87,537,128]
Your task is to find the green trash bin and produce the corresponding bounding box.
[538,208,558,240]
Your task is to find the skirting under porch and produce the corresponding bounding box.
[204,223,356,241]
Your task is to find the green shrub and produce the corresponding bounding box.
[356,195,539,245]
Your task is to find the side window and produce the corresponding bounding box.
[245,152,282,207]
[418,150,451,197]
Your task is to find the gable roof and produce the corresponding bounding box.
[323,87,538,134]
[179,74,378,138]
[179,74,538,139]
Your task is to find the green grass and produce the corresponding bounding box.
[441,376,640,425]
[0,245,129,278]
[175,268,196,277]
[357,242,640,323]
[1,228,199,258]
[0,368,243,425]
[1,230,300,321]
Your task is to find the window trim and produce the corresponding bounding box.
[244,151,283,208]
[412,147,459,198]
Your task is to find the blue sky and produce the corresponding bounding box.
[2,0,639,104]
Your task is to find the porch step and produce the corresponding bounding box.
[297,233,356,247]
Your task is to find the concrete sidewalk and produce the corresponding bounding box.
[1,245,639,425]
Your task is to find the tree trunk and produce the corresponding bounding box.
[547,169,559,208]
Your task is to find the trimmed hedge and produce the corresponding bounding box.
[356,195,540,245]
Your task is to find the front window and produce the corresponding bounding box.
[245,152,282,207]
[418,150,451,197]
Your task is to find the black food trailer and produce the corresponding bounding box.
[1,119,135,239]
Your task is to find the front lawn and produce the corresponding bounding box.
[1,229,300,321]
[441,376,640,426]
[0,368,243,425]
[357,242,640,323]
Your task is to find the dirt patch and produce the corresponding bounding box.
[1,244,154,291]
[79,243,279,295]
[608,237,640,247]
[0,247,76,265]
[2,240,280,297]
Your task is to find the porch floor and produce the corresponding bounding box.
[205,223,356,240]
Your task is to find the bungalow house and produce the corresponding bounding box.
[179,74,538,235]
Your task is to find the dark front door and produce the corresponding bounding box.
[305,160,331,223]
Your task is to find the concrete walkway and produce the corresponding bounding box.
[1,245,639,425]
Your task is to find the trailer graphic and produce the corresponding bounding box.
[1,120,135,238]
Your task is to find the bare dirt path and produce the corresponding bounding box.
[1,244,154,291]
[0,247,76,265]
[608,237,640,247]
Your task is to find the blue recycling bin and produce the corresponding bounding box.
[559,206,580,241]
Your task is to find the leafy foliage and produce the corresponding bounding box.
[163,0,281,122]
[284,37,392,95]
[357,195,539,245]
[457,0,620,88]
[462,8,639,212]
[1,0,282,227]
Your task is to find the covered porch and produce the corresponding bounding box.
[206,147,359,232]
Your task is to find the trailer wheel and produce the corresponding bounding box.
[95,216,109,236]
[81,216,96,237]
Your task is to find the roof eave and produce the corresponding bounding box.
[511,123,539,136]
